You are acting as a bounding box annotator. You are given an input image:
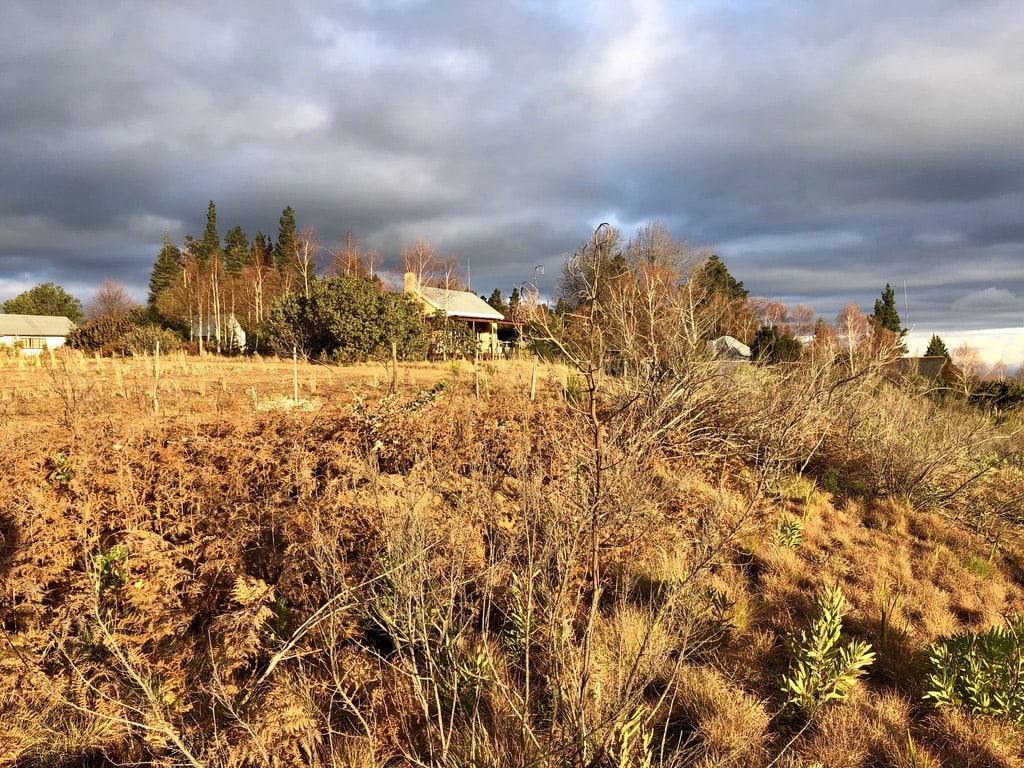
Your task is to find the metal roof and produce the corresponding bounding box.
[417,286,505,321]
[0,314,75,337]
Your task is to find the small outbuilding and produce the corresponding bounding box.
[0,314,75,354]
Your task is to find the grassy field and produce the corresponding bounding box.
[2,349,1024,766]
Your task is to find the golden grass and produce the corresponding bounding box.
[1,351,1023,766]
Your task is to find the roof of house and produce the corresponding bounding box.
[708,335,751,360]
[887,355,960,381]
[0,314,75,337]
[417,286,505,321]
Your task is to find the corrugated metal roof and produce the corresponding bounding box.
[417,287,505,321]
[0,314,75,336]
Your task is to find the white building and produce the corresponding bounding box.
[0,314,75,354]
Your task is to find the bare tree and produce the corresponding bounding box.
[294,228,320,299]
[87,279,138,320]
[329,231,381,279]
[952,343,982,395]
[400,238,436,287]
[836,302,871,367]
[792,304,816,338]
[436,255,467,291]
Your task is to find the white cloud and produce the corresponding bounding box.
[951,287,1023,312]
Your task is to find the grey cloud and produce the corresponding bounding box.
[1,0,1022,353]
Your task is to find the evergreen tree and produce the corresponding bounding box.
[870,283,907,353]
[696,254,748,301]
[750,325,802,364]
[275,206,297,271]
[3,283,84,322]
[194,200,221,263]
[925,334,950,358]
[149,234,183,307]
[508,286,521,319]
[223,225,250,274]
[486,288,507,314]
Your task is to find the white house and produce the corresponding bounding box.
[0,314,75,354]
[190,313,246,352]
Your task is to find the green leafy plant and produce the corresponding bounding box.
[782,582,875,715]
[925,615,1024,723]
[772,517,804,549]
[93,544,129,601]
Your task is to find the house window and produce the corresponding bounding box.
[20,338,46,349]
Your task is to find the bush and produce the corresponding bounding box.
[266,276,429,362]
[925,615,1024,724]
[782,583,875,715]
[122,325,182,356]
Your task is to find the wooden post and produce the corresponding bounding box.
[390,340,398,394]
[474,347,480,399]
[530,354,538,401]
[152,339,160,415]
[293,347,299,405]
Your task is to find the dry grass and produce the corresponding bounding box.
[1,351,1023,766]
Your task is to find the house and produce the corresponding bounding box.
[0,314,75,354]
[403,273,508,358]
[886,355,962,386]
[708,335,751,362]
[189,313,246,352]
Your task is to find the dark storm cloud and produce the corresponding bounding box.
[1,0,1022,358]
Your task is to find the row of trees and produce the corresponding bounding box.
[3,209,1018,384]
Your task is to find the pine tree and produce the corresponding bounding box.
[223,225,250,274]
[870,283,907,354]
[194,201,221,263]
[148,234,183,308]
[486,288,506,314]
[696,254,748,301]
[275,206,297,271]
[925,334,950,358]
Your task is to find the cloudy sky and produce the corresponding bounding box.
[2,0,1022,365]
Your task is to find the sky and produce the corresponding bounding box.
[1,0,1022,368]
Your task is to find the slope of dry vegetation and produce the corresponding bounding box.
[1,349,1023,766]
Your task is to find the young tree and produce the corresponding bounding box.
[293,227,321,299]
[925,334,950,358]
[3,283,84,322]
[871,283,908,354]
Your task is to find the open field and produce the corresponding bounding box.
[2,350,1024,766]
[0,350,550,426]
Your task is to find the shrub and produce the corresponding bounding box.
[782,582,875,715]
[122,324,182,356]
[925,615,1024,724]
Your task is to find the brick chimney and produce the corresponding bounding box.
[403,271,417,294]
